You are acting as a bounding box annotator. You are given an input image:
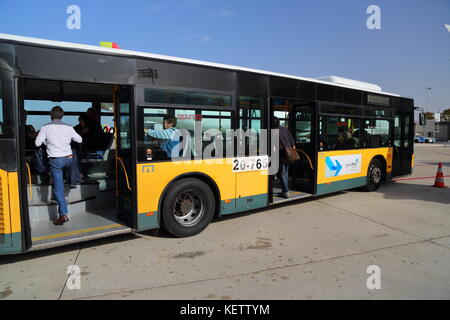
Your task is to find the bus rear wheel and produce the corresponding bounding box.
[161,178,215,237]
[363,158,383,192]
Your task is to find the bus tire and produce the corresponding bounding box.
[161,178,215,237]
[363,158,383,192]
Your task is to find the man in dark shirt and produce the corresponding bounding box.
[84,108,105,152]
[24,111,38,152]
[273,117,296,198]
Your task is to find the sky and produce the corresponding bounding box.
[0,0,449,114]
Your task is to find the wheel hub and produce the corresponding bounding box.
[370,167,382,184]
[173,191,204,227]
[177,195,193,215]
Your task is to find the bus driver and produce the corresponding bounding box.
[144,116,181,160]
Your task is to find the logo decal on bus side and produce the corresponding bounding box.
[325,154,362,178]
[142,165,155,173]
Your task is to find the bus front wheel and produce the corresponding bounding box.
[363,158,383,192]
[161,178,215,237]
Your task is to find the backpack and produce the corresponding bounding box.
[33,147,49,174]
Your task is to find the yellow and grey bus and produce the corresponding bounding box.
[0,34,414,255]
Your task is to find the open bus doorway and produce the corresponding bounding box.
[270,98,316,203]
[19,79,134,249]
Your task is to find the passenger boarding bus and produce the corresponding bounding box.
[0,34,414,255]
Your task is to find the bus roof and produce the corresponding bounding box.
[0,33,402,97]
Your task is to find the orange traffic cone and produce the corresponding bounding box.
[433,162,447,188]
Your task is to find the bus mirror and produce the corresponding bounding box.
[419,113,426,126]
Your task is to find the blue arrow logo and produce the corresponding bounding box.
[326,157,342,176]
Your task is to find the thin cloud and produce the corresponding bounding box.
[182,0,201,8]
[183,34,213,44]
[206,8,236,18]
[146,4,164,12]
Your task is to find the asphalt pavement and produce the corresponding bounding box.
[0,144,449,300]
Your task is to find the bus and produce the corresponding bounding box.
[0,34,414,255]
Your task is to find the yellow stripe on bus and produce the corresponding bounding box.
[8,172,22,234]
[32,224,124,242]
[0,170,22,235]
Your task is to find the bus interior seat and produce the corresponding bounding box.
[83,132,114,163]
[369,135,382,148]
[82,133,115,181]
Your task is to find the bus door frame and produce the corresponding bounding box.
[114,85,138,229]
[0,73,30,254]
[291,100,318,195]
[17,78,33,251]
[392,111,414,177]
[268,97,318,201]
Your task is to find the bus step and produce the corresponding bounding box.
[272,191,312,204]
[27,189,114,223]
[27,183,99,205]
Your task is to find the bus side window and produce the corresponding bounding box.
[202,110,232,158]
[364,119,391,147]
[320,116,361,150]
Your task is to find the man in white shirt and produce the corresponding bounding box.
[35,106,83,225]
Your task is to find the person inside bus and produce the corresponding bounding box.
[35,106,82,226]
[24,111,49,178]
[84,107,105,152]
[335,130,353,150]
[273,117,295,199]
[75,109,111,178]
[63,114,92,187]
[351,129,360,147]
[24,111,38,152]
[73,114,91,154]
[354,129,370,147]
[144,116,181,160]
[74,113,89,137]
[71,113,95,179]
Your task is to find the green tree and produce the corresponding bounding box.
[442,108,450,122]
[425,112,435,120]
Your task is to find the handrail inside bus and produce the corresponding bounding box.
[25,162,33,199]
[116,156,132,191]
[297,149,314,170]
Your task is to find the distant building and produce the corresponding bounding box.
[415,120,450,141]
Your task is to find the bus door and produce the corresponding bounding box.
[392,113,413,177]
[114,86,137,228]
[291,101,316,193]
[0,57,23,254]
[271,98,316,195]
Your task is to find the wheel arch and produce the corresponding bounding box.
[157,172,222,226]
